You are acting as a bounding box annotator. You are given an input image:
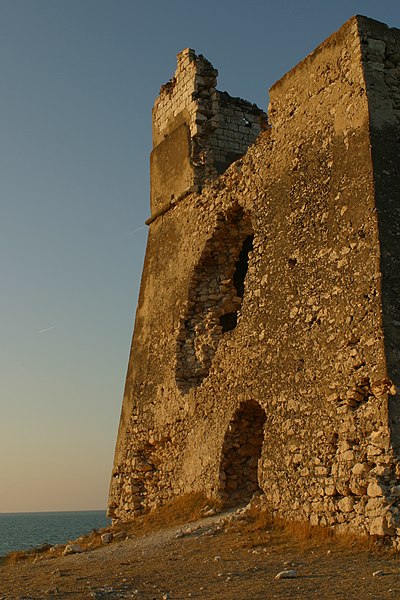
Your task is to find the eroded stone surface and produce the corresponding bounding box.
[109,16,400,546]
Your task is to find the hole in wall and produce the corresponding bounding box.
[219,312,237,333]
[219,400,266,507]
[233,235,253,297]
[175,207,253,393]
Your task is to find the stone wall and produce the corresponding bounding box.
[358,17,400,451]
[109,16,400,545]
[150,49,266,214]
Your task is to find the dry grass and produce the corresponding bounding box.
[3,500,400,600]
[1,495,395,568]
[0,550,30,565]
[0,494,216,566]
[1,543,52,566]
[279,518,393,554]
[0,529,107,565]
[121,492,221,536]
[228,501,391,555]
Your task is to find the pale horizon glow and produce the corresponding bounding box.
[1,0,399,513]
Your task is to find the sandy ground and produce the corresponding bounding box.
[1,505,400,600]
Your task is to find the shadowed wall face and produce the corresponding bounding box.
[219,400,266,506]
[358,17,400,449]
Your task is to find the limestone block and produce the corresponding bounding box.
[365,497,387,516]
[366,38,386,58]
[63,544,84,556]
[325,484,337,497]
[337,497,355,513]
[369,516,394,537]
[352,463,365,475]
[390,485,400,497]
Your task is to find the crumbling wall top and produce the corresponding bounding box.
[150,48,266,215]
[152,48,218,147]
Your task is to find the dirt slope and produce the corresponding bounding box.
[1,505,400,600]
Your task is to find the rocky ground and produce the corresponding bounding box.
[1,499,400,600]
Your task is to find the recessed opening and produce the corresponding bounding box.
[219,400,266,507]
[233,235,253,297]
[219,312,237,333]
[175,207,253,393]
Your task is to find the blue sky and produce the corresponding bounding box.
[1,0,399,512]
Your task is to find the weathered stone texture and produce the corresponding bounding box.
[358,17,400,451]
[109,16,400,545]
[150,48,266,214]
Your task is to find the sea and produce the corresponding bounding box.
[0,510,110,557]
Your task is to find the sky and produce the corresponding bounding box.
[1,0,399,513]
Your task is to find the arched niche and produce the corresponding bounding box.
[219,400,266,506]
[176,206,253,393]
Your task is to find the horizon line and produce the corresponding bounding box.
[0,508,108,515]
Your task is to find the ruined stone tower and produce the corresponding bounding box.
[109,16,400,543]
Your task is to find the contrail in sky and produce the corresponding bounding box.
[38,324,60,334]
[125,225,147,236]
